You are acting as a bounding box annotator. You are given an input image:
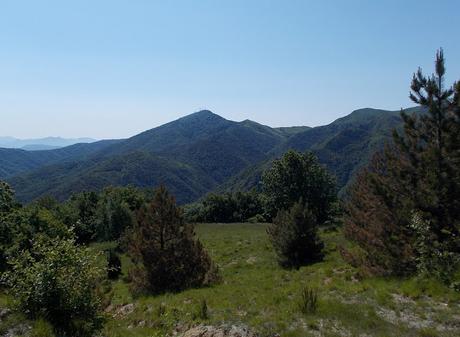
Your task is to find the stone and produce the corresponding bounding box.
[114,303,135,318]
[0,308,11,321]
[180,325,258,337]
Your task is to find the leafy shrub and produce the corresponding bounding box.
[185,190,265,223]
[1,237,104,337]
[60,186,143,244]
[1,204,72,272]
[268,200,324,268]
[411,212,460,283]
[262,150,337,222]
[129,186,220,294]
[183,202,205,223]
[64,191,100,244]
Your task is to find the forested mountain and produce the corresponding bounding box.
[1,108,415,203]
[218,107,421,194]
[5,111,296,203]
[0,140,120,179]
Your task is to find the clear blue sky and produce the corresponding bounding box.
[1,0,459,139]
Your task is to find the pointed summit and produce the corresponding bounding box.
[178,110,226,123]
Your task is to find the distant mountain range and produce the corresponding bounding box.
[0,108,418,204]
[0,136,97,151]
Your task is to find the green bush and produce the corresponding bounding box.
[268,200,324,268]
[60,187,145,244]
[1,237,104,337]
[185,190,265,223]
[411,212,460,283]
[1,204,71,272]
[262,150,337,222]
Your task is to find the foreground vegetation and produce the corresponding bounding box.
[3,223,459,336]
[80,224,460,336]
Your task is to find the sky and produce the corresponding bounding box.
[0,0,459,139]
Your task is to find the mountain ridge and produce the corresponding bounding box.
[0,136,97,150]
[1,108,416,203]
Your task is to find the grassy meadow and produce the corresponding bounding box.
[93,223,460,337]
[1,223,459,337]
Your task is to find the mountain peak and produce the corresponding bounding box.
[349,107,389,116]
[331,107,401,126]
[183,110,224,121]
[194,109,214,115]
[171,110,228,127]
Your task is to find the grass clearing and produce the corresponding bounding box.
[2,223,459,336]
[100,223,460,336]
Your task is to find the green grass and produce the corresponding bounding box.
[99,223,460,337]
[1,223,457,336]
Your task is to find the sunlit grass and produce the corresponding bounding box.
[2,223,458,337]
[99,223,460,337]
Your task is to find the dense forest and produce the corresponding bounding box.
[0,51,459,337]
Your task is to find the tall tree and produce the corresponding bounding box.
[262,150,337,223]
[395,49,460,235]
[345,50,460,278]
[344,151,416,276]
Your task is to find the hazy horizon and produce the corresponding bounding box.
[1,0,459,139]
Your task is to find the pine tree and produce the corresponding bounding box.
[344,151,416,276]
[450,81,460,196]
[268,200,324,269]
[128,185,219,294]
[345,49,460,278]
[394,49,460,237]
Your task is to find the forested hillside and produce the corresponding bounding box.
[0,140,120,179]
[4,111,297,203]
[2,108,414,203]
[219,107,421,194]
